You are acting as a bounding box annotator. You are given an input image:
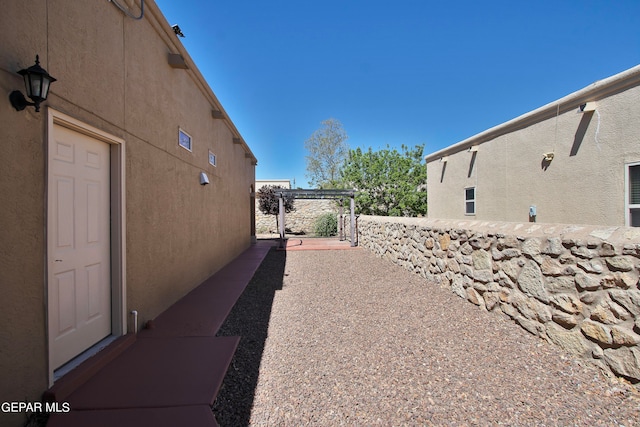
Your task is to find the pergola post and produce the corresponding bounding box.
[350,194,356,247]
[278,193,285,248]
[272,189,356,247]
[339,198,344,241]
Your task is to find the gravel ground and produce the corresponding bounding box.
[213,247,640,427]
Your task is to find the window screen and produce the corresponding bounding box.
[630,209,640,227]
[465,187,475,215]
[629,164,640,226]
[629,165,640,205]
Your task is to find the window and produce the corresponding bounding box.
[465,187,476,215]
[627,163,640,226]
[208,150,217,167]
[178,129,192,151]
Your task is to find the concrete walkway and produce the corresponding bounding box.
[45,242,274,427]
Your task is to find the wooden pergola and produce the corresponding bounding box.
[276,189,357,248]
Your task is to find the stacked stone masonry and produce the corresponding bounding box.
[355,215,640,383]
[255,199,337,235]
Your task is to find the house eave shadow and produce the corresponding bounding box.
[570,111,595,157]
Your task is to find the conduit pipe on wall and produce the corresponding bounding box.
[109,0,145,20]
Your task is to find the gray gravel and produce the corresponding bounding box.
[214,247,640,426]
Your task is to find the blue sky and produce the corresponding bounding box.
[155,0,640,188]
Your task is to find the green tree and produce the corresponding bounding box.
[257,185,295,231]
[340,144,427,217]
[305,118,349,188]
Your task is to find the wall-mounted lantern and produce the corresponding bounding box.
[9,55,56,112]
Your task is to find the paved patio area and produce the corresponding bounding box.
[256,234,360,251]
[281,237,360,251]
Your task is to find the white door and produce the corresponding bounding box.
[48,124,112,369]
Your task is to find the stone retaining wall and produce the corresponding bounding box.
[255,199,337,235]
[356,215,640,383]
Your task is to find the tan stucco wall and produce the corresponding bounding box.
[0,4,50,420]
[426,68,640,226]
[0,0,256,418]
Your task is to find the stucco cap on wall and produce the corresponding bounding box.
[425,64,640,163]
[359,215,640,244]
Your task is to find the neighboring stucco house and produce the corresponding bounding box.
[256,179,292,190]
[0,0,257,419]
[426,65,640,227]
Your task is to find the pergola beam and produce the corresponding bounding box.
[277,189,355,199]
[277,189,358,248]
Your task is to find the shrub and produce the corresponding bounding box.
[314,213,338,237]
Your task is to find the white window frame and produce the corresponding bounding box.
[625,162,640,226]
[208,150,217,167]
[178,128,192,152]
[465,186,476,216]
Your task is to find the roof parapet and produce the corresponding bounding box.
[425,64,640,163]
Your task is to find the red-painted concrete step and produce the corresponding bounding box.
[43,334,137,403]
[140,245,272,338]
[64,336,240,410]
[47,405,219,427]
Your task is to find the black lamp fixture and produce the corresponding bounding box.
[10,55,56,112]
